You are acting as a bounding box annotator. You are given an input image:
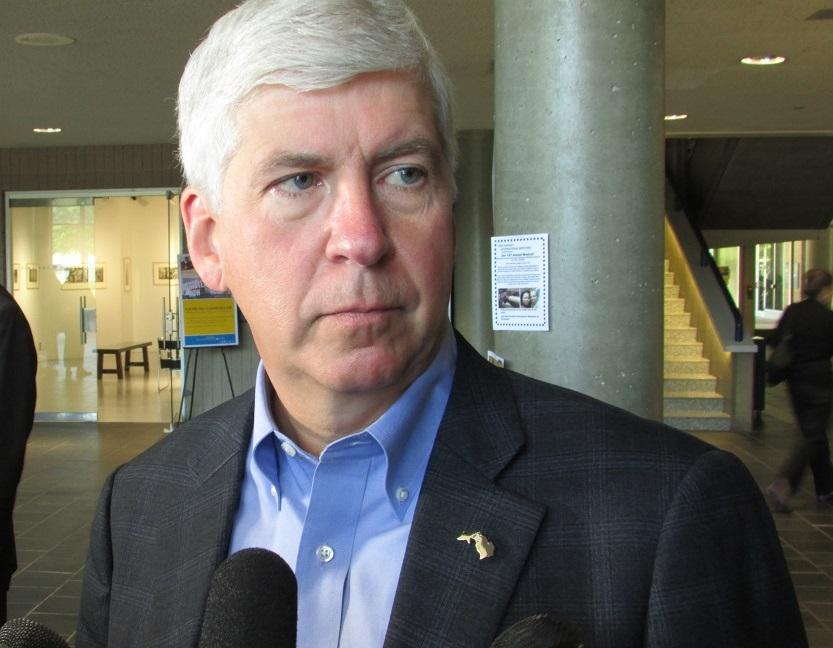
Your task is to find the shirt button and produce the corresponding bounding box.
[316,545,335,563]
[280,441,297,457]
[396,487,410,502]
[270,485,278,498]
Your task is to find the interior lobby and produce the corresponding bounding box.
[2,0,833,645]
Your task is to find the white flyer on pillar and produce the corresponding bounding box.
[492,234,550,331]
[491,234,549,331]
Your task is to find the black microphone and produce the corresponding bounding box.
[198,547,297,648]
[490,614,584,648]
[0,618,70,648]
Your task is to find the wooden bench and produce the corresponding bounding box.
[95,341,152,379]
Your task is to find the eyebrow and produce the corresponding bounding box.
[374,138,442,165]
[254,152,329,178]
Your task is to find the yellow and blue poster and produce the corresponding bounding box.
[178,253,239,347]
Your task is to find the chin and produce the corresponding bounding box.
[320,348,421,395]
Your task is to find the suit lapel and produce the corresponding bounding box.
[386,337,546,647]
[149,393,254,642]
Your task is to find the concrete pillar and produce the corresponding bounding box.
[452,130,495,356]
[493,0,665,419]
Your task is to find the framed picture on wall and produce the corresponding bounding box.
[61,263,106,290]
[26,264,39,289]
[12,264,20,290]
[153,262,178,285]
[123,257,132,292]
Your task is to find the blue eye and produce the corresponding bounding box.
[386,167,425,187]
[277,173,319,193]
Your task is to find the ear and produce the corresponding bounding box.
[180,187,228,292]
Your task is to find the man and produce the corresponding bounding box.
[77,1,806,646]
[0,284,37,625]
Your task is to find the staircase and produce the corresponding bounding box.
[663,261,732,431]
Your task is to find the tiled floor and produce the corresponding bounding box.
[7,384,833,646]
[35,354,182,424]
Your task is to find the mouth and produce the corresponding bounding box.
[323,305,400,321]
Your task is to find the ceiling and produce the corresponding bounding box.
[2,0,832,150]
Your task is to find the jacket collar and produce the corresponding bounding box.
[386,334,546,646]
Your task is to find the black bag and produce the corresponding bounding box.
[766,333,793,386]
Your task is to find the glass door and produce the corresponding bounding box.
[9,198,98,420]
[7,190,182,423]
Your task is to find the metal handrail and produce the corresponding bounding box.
[690,220,745,342]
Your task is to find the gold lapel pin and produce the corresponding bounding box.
[457,531,495,560]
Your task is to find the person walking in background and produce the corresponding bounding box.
[0,284,37,624]
[767,268,833,513]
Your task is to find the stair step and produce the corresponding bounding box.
[665,358,710,374]
[664,284,680,298]
[663,391,725,412]
[664,342,704,359]
[665,313,691,327]
[664,272,675,286]
[663,410,732,431]
[664,327,698,344]
[664,297,686,314]
[664,373,717,392]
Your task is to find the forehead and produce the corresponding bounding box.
[232,72,443,162]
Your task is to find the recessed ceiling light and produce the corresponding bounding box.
[15,32,75,47]
[740,55,786,66]
[664,114,688,121]
[33,127,62,134]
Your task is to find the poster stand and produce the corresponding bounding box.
[177,345,237,424]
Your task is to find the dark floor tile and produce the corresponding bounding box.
[55,579,83,597]
[790,558,822,573]
[6,603,35,619]
[807,602,833,621]
[27,553,87,573]
[10,570,72,588]
[34,595,81,615]
[779,531,833,553]
[806,627,833,648]
[25,612,78,639]
[797,586,833,603]
[793,572,833,587]
[803,609,825,629]
[7,585,58,604]
[806,552,833,567]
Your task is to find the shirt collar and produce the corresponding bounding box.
[251,325,457,518]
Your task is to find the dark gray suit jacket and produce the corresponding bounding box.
[77,335,806,647]
[0,285,37,595]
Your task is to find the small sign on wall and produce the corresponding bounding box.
[178,253,239,348]
[491,234,549,331]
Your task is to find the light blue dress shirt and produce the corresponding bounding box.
[229,326,456,648]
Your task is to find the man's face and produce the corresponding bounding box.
[183,72,454,406]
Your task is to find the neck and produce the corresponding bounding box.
[269,384,400,456]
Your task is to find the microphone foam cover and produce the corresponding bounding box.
[0,618,70,648]
[198,547,297,648]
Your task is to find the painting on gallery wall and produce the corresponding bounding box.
[12,264,20,291]
[123,258,132,292]
[61,263,106,290]
[26,264,38,289]
[153,262,178,285]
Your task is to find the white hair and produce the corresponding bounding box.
[177,0,457,212]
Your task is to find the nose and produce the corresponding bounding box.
[325,180,391,267]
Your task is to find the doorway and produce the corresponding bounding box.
[5,190,182,423]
